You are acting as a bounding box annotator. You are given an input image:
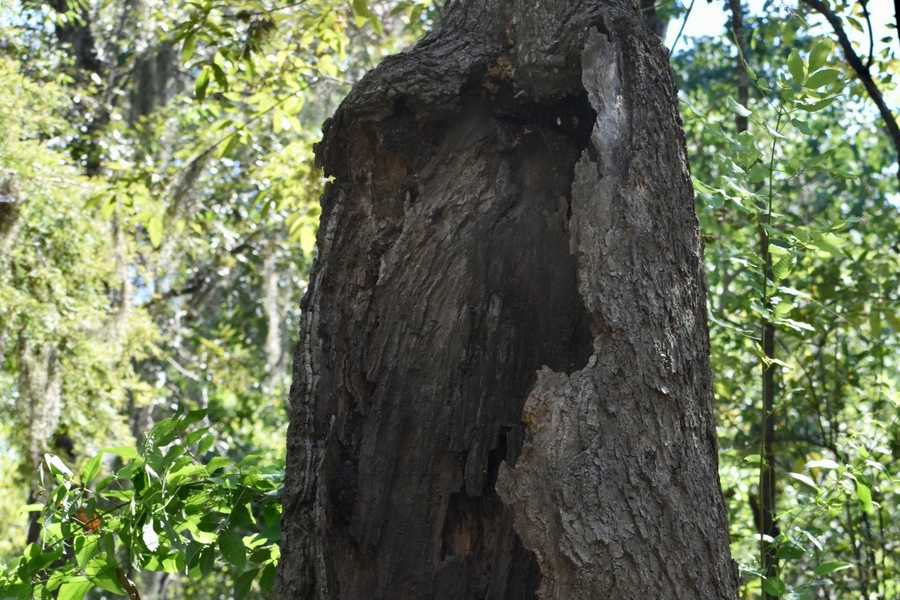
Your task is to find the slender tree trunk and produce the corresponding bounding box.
[728,0,750,133]
[18,339,63,544]
[278,1,740,598]
[263,240,283,391]
[758,228,779,598]
[728,2,778,595]
[48,0,102,75]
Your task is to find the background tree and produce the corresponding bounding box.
[0,1,427,597]
[677,1,898,597]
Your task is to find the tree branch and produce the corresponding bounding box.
[857,0,874,68]
[895,0,900,54]
[144,230,262,307]
[802,0,900,180]
[669,0,696,54]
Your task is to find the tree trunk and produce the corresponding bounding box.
[278,1,740,598]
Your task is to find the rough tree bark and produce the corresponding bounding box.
[278,0,740,598]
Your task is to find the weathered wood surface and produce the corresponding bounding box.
[278,1,740,598]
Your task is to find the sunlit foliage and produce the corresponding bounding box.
[0,0,896,599]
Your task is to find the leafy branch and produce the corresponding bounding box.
[801,0,900,180]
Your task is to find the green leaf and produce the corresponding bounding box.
[692,177,721,197]
[219,530,246,567]
[186,428,208,446]
[75,537,99,569]
[762,576,787,597]
[102,446,139,460]
[199,546,215,576]
[805,68,840,89]
[211,61,228,91]
[847,15,864,32]
[149,417,181,446]
[869,307,882,338]
[88,563,125,596]
[234,568,258,600]
[815,561,853,576]
[188,526,218,545]
[810,232,844,256]
[184,409,207,425]
[772,256,792,280]
[351,0,370,18]
[728,96,752,117]
[143,520,160,552]
[20,545,62,577]
[42,522,63,545]
[46,571,65,592]
[777,285,810,299]
[45,454,72,477]
[367,12,384,34]
[798,96,836,112]
[217,132,240,158]
[259,562,277,593]
[163,448,189,473]
[776,318,814,333]
[788,472,818,490]
[181,32,197,64]
[80,454,103,486]
[748,163,769,184]
[206,456,231,473]
[776,540,806,560]
[185,541,204,569]
[166,463,207,485]
[774,300,793,318]
[798,530,824,552]
[856,481,874,514]
[806,459,840,470]
[790,118,811,135]
[196,433,216,455]
[787,49,805,84]
[57,578,92,600]
[147,213,164,248]
[299,225,317,256]
[0,583,31,599]
[195,66,211,100]
[765,122,787,140]
[743,454,762,466]
[101,532,117,557]
[231,502,256,529]
[809,39,832,71]
[161,553,186,574]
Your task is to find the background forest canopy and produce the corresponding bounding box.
[0,0,896,598]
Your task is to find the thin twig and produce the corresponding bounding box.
[669,0,696,55]
[219,0,308,19]
[857,0,874,68]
